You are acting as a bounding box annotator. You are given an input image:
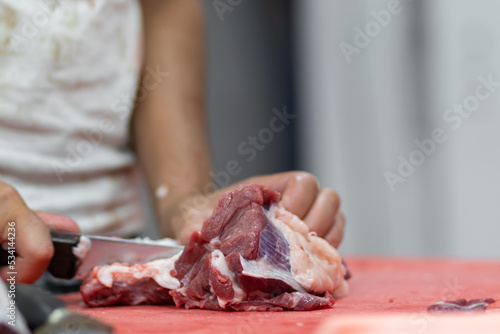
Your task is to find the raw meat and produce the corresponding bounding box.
[81,184,348,311]
[80,254,181,306]
[427,298,496,312]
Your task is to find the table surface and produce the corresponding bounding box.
[62,256,500,334]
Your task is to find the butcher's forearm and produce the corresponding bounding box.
[132,0,211,238]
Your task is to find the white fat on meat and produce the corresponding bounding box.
[265,205,348,297]
[239,256,306,293]
[210,250,245,308]
[72,235,92,260]
[96,252,181,289]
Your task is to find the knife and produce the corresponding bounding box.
[15,283,114,334]
[0,230,184,280]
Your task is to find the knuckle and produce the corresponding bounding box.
[31,242,54,264]
[0,183,19,203]
[338,211,346,227]
[322,188,340,207]
[328,231,343,248]
[24,232,54,264]
[294,172,319,189]
[326,213,345,248]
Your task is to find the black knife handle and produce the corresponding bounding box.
[48,230,80,279]
[0,230,80,279]
[0,251,13,276]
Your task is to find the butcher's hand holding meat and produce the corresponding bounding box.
[173,172,346,248]
[81,184,348,311]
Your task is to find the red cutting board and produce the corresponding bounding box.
[62,256,500,334]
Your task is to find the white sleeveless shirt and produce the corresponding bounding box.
[0,0,145,236]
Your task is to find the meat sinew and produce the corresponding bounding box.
[81,184,348,311]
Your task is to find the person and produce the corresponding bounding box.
[0,0,345,284]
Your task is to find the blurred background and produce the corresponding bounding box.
[200,0,500,258]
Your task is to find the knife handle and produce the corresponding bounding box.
[0,230,80,280]
[47,230,81,279]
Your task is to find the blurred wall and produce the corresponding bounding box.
[205,0,296,182]
[295,0,500,258]
[142,0,296,237]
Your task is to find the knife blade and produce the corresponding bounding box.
[0,230,184,280]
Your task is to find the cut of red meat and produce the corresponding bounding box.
[427,298,495,312]
[80,184,348,311]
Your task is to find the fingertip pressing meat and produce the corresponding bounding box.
[81,184,348,311]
